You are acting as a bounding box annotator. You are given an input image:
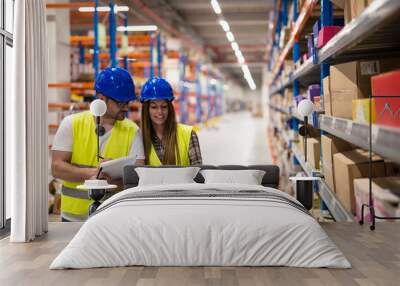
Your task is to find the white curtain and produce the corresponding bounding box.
[8,0,48,242]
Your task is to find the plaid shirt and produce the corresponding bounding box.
[151,131,202,165]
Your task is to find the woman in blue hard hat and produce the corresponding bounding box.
[140,77,202,166]
[51,67,145,222]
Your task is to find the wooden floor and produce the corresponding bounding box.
[0,222,399,286]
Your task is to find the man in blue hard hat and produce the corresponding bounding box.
[51,67,145,222]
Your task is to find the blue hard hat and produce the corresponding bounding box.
[140,77,174,103]
[94,67,136,102]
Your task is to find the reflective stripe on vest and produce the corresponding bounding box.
[61,111,138,220]
[61,211,88,222]
[149,123,192,166]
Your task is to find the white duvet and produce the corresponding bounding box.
[50,183,351,269]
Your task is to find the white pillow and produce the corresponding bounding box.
[200,169,266,185]
[135,167,201,186]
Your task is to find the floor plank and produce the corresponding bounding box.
[0,222,399,286]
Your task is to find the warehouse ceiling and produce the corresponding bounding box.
[166,0,274,88]
[70,0,274,89]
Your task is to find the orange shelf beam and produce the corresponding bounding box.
[70,35,152,46]
[85,51,151,60]
[46,2,94,9]
[48,82,94,89]
[48,102,89,110]
[48,101,140,111]
[270,0,317,79]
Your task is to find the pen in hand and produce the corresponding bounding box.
[96,167,103,179]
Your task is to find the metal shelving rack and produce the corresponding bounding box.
[320,115,400,165]
[267,0,400,223]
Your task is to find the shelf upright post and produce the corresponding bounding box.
[292,0,300,138]
[150,33,154,78]
[79,42,85,64]
[179,53,187,123]
[319,0,333,213]
[195,64,202,123]
[93,0,100,78]
[109,1,117,68]
[268,0,279,71]
[206,71,211,121]
[320,0,332,99]
[157,33,162,77]
[123,13,129,70]
[271,0,282,76]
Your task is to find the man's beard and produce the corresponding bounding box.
[115,111,126,120]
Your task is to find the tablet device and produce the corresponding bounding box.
[100,156,136,179]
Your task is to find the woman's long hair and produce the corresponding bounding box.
[141,101,181,165]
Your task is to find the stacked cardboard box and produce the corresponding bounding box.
[323,76,332,115]
[307,138,320,169]
[352,98,375,124]
[344,0,375,24]
[372,70,400,128]
[333,149,387,214]
[321,134,355,192]
[329,59,400,119]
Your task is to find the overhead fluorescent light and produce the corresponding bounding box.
[78,5,129,13]
[226,32,235,42]
[231,42,239,51]
[237,54,245,64]
[115,5,129,12]
[117,25,158,32]
[248,81,256,90]
[240,64,256,90]
[234,49,243,58]
[219,20,230,32]
[211,0,222,15]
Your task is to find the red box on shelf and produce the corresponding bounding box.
[317,26,342,48]
[375,98,400,128]
[371,70,400,97]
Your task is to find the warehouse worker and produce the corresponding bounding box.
[51,67,145,222]
[140,77,202,166]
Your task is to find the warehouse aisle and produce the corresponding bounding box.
[198,112,271,165]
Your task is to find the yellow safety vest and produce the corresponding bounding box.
[149,124,192,166]
[61,111,137,221]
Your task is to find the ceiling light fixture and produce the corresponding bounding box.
[234,49,243,58]
[117,25,158,32]
[78,5,129,13]
[211,0,222,15]
[226,31,235,42]
[231,42,239,51]
[219,20,230,32]
[237,54,245,64]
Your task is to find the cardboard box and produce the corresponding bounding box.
[317,26,342,48]
[323,76,332,116]
[375,98,400,128]
[352,98,376,124]
[330,59,400,119]
[333,149,386,214]
[331,0,346,9]
[371,70,400,97]
[354,177,400,221]
[345,0,371,23]
[321,134,355,192]
[298,137,304,157]
[307,138,320,169]
[308,84,320,102]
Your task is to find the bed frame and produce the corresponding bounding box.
[123,165,280,189]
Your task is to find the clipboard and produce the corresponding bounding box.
[100,155,137,179]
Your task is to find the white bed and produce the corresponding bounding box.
[50,183,351,269]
